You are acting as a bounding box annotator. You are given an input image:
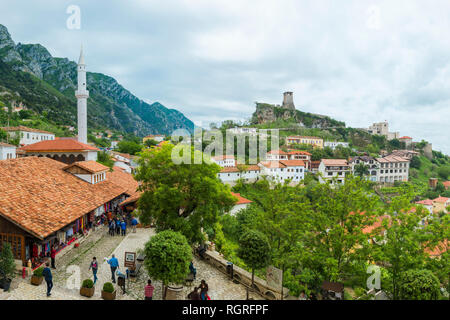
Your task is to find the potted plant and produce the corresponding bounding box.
[101,282,116,300]
[0,243,16,291]
[30,266,44,285]
[80,279,95,298]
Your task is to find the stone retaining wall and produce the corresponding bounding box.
[202,250,289,300]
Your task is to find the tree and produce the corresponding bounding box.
[144,139,158,147]
[143,230,192,299]
[117,140,143,155]
[97,151,114,170]
[237,230,271,297]
[410,156,421,169]
[135,143,236,243]
[437,166,450,180]
[398,269,440,300]
[354,163,370,177]
[372,192,438,299]
[0,243,16,280]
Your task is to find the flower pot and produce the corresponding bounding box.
[80,286,95,298]
[30,275,43,286]
[0,278,12,291]
[101,290,116,300]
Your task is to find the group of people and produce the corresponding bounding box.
[107,212,138,237]
[188,280,210,300]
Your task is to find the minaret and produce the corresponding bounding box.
[75,45,89,144]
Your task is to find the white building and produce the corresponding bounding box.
[367,121,399,141]
[318,159,351,184]
[376,155,410,183]
[0,142,16,160]
[324,141,350,150]
[18,138,99,164]
[75,46,89,144]
[259,160,305,184]
[217,165,261,185]
[227,127,258,135]
[111,151,137,174]
[415,199,433,215]
[212,155,236,167]
[265,150,311,169]
[0,126,55,146]
[350,156,379,182]
[111,141,119,149]
[229,192,252,216]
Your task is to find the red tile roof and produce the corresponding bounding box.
[0,157,126,239]
[220,166,240,173]
[63,161,109,174]
[443,181,450,189]
[0,125,54,135]
[399,136,412,140]
[279,160,306,167]
[212,155,235,160]
[0,142,16,148]
[267,150,288,155]
[416,199,433,206]
[106,166,139,196]
[321,159,349,166]
[433,196,450,204]
[287,150,312,156]
[19,139,99,152]
[231,192,252,205]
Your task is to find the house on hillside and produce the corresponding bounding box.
[318,159,351,184]
[229,193,252,216]
[259,160,305,185]
[0,126,55,146]
[0,142,16,160]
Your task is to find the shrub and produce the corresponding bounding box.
[102,282,115,293]
[82,279,94,288]
[0,243,16,279]
[33,267,44,277]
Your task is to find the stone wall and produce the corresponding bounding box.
[202,249,289,300]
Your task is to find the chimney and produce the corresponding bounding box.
[282,92,295,110]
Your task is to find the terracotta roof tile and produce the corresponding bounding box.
[433,196,450,204]
[63,161,109,173]
[322,159,349,166]
[0,142,16,148]
[19,139,99,152]
[106,166,139,196]
[0,126,54,135]
[220,166,240,173]
[0,157,126,239]
[231,192,252,205]
[279,160,306,167]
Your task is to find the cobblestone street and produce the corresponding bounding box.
[1,227,262,300]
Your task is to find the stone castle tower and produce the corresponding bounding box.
[282,91,295,110]
[75,45,89,144]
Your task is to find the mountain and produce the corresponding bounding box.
[0,24,194,136]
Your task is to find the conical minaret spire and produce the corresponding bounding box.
[75,45,89,144]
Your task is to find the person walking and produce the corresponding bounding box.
[109,219,115,236]
[50,245,56,269]
[131,217,138,233]
[144,279,154,300]
[42,262,53,297]
[189,261,197,280]
[107,254,119,283]
[89,257,99,285]
[115,217,121,235]
[121,220,127,236]
[200,280,209,300]
[187,287,201,300]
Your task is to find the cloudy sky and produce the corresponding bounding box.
[1,0,449,154]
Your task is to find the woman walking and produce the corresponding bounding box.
[89,257,99,284]
[200,280,209,300]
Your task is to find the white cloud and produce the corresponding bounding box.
[0,0,449,153]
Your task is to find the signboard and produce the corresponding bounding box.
[124,252,136,269]
[266,265,283,291]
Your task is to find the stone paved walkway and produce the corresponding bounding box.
[2,227,262,300]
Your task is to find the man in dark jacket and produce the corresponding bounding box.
[43,262,53,297]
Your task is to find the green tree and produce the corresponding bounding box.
[354,163,370,177]
[135,143,236,243]
[143,230,192,299]
[117,140,143,155]
[0,243,16,280]
[372,193,437,299]
[410,156,421,169]
[144,139,158,147]
[399,269,440,300]
[97,151,114,170]
[237,230,271,290]
[437,166,450,180]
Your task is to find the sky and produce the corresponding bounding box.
[0,0,449,154]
